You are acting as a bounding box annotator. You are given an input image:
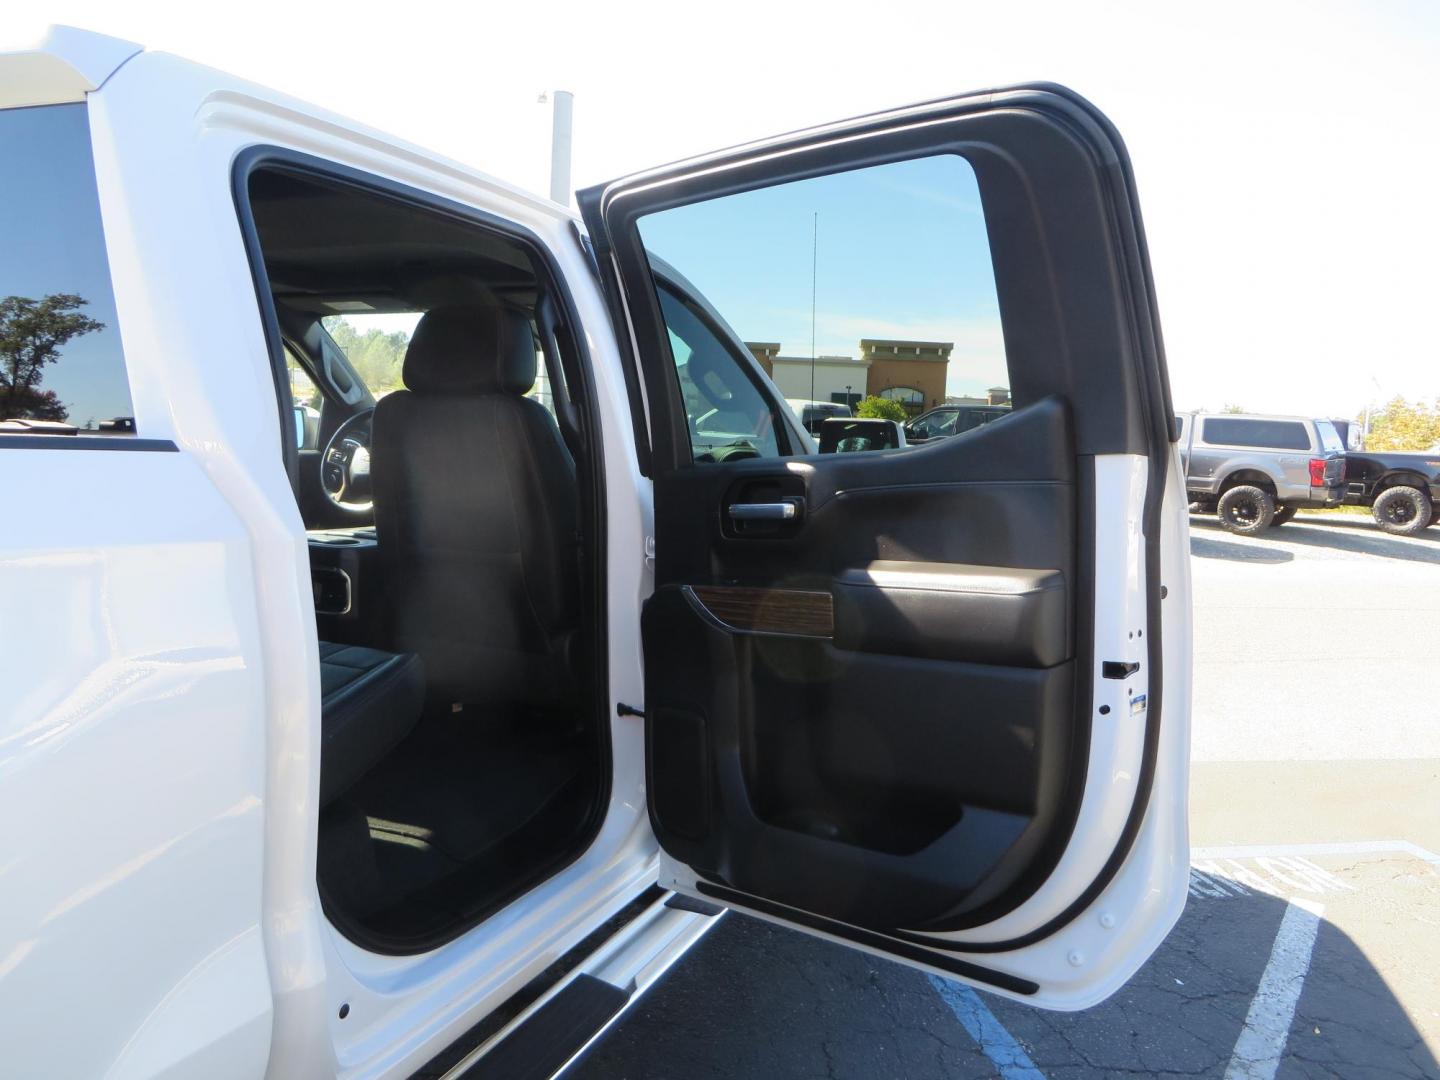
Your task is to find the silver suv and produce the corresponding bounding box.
[1178,412,1347,534]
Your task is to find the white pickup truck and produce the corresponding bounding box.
[0,27,1192,1080]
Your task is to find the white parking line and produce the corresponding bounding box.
[927,975,1046,1080]
[1222,898,1325,1080]
[926,841,1427,1077]
[1192,839,1440,866]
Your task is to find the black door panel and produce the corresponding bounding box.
[658,397,1074,581]
[831,562,1067,667]
[643,398,1083,930]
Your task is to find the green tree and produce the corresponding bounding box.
[1222,403,1246,414]
[856,394,909,423]
[1364,396,1440,451]
[0,293,105,421]
[323,317,410,396]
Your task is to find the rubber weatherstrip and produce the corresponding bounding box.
[695,882,1038,995]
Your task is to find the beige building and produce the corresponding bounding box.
[947,386,1012,407]
[746,338,959,416]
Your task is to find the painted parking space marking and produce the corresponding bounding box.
[1193,839,1440,866]
[1188,855,1355,900]
[928,976,1046,1080]
[927,840,1440,1079]
[1222,898,1324,1080]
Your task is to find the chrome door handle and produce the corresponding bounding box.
[727,502,797,521]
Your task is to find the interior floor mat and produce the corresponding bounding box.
[318,710,594,942]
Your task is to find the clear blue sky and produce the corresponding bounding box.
[0,102,131,430]
[637,155,1011,399]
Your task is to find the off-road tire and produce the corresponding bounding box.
[1272,505,1298,526]
[1373,486,1432,535]
[1217,485,1276,535]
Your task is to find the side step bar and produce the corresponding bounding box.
[456,975,627,1080]
[429,889,720,1079]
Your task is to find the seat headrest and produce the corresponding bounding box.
[401,301,537,395]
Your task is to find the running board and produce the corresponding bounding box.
[459,975,627,1080]
[433,889,718,1078]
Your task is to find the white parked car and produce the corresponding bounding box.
[0,27,1192,1080]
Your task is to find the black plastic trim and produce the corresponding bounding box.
[0,435,178,452]
[570,220,652,477]
[696,882,1038,995]
[231,151,301,491]
[230,147,615,957]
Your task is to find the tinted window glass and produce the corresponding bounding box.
[957,407,1010,434]
[818,419,902,453]
[1315,420,1344,453]
[322,312,419,400]
[912,409,958,438]
[0,104,133,434]
[285,347,322,411]
[1201,418,1310,451]
[636,154,1008,463]
[656,282,780,462]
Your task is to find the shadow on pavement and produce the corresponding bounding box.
[569,881,1438,1080]
[992,879,1438,1080]
[1190,516,1440,565]
[1190,534,1295,563]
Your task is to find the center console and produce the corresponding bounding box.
[308,527,382,645]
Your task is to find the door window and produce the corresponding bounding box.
[635,154,1009,464]
[656,281,781,462]
[0,104,133,435]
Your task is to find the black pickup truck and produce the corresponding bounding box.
[1342,448,1440,534]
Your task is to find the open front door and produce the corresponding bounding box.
[580,84,1191,1010]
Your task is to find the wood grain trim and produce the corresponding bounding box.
[688,585,834,638]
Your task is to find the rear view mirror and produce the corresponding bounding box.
[293,405,307,450]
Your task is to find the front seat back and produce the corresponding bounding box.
[371,300,579,710]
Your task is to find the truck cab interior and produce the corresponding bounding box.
[242,163,606,951]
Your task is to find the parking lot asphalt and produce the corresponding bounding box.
[571,514,1440,1079]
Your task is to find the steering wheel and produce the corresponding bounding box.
[320,408,375,511]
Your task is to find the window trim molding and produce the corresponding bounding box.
[0,434,177,452]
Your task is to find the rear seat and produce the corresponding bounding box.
[318,642,425,806]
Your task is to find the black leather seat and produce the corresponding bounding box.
[371,299,580,710]
[319,642,425,806]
